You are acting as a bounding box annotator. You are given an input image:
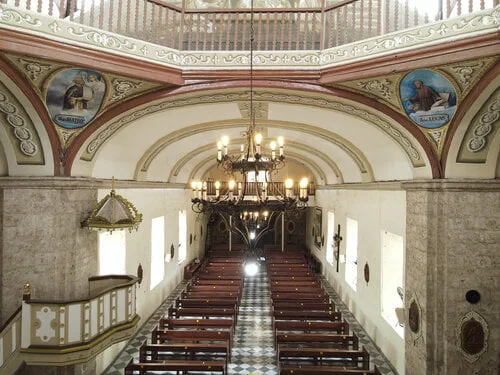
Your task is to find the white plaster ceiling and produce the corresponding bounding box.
[73,88,434,184]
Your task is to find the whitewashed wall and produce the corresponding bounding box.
[306,188,406,374]
[95,188,205,373]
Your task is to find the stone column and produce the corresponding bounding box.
[403,180,499,374]
[0,179,98,324]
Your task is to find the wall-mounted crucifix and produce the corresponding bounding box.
[333,224,342,273]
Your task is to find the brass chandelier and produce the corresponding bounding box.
[190,0,309,250]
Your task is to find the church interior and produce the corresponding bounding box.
[0,0,498,374]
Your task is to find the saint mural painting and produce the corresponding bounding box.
[46,68,106,129]
[400,69,457,129]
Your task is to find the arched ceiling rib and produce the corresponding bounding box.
[163,140,343,184]
[137,128,353,184]
[444,74,500,179]
[187,152,328,185]
[0,68,55,176]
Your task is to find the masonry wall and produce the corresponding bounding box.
[308,188,406,374]
[0,186,97,325]
[404,181,500,375]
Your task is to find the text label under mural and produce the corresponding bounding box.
[46,68,106,129]
[400,69,457,129]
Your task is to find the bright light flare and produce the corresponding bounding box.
[244,262,259,276]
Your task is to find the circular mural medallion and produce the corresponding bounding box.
[46,68,106,129]
[400,69,457,129]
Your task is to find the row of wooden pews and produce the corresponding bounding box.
[268,248,382,375]
[125,253,244,374]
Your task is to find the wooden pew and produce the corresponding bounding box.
[151,326,232,353]
[274,320,349,335]
[183,259,202,280]
[267,258,307,264]
[181,291,241,302]
[270,280,321,287]
[270,275,319,282]
[139,339,229,373]
[270,285,324,293]
[272,310,342,325]
[196,274,243,281]
[188,285,241,293]
[269,270,314,277]
[278,346,370,368]
[276,332,359,350]
[272,301,335,311]
[168,306,237,323]
[279,365,382,375]
[175,298,239,313]
[159,317,235,334]
[191,279,243,288]
[268,263,309,268]
[271,292,330,302]
[205,260,243,266]
[124,358,226,374]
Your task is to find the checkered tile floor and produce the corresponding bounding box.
[103,263,398,375]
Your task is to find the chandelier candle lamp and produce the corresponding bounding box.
[190,0,309,253]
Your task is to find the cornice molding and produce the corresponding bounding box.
[401,179,500,192]
[0,4,497,71]
[0,177,185,189]
[318,181,405,191]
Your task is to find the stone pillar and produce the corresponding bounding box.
[0,180,98,324]
[403,180,499,374]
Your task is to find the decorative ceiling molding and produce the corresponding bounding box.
[3,52,167,110]
[0,4,497,70]
[331,58,497,115]
[0,80,44,165]
[457,88,500,163]
[79,88,422,170]
[332,58,498,159]
[238,100,269,119]
[2,52,168,149]
[331,75,403,113]
[162,139,344,183]
[188,151,327,185]
[439,57,497,99]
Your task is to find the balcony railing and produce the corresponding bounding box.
[0,275,140,368]
[0,307,22,373]
[2,0,496,51]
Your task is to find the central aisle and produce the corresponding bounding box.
[229,263,278,375]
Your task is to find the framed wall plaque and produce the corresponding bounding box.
[364,262,370,283]
[456,311,489,363]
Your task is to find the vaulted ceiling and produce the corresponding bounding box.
[0,29,498,186]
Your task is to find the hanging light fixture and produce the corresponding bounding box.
[81,177,142,233]
[190,0,309,252]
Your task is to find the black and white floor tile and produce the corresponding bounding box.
[104,264,398,375]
